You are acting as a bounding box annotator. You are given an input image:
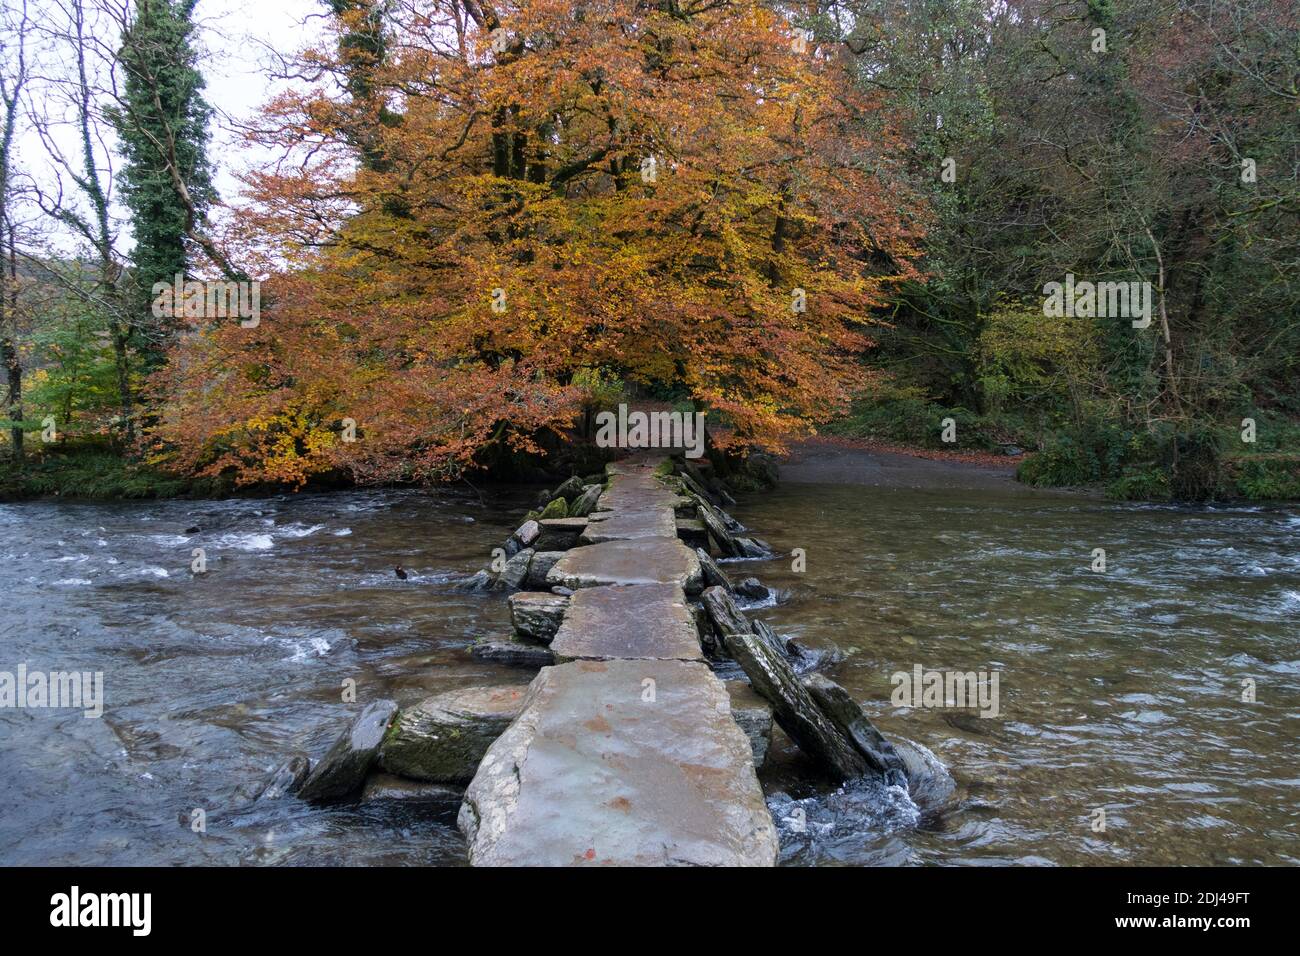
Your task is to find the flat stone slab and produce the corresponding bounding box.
[580,506,678,543]
[546,538,702,592]
[361,773,463,805]
[582,466,684,543]
[459,660,777,866]
[550,584,703,662]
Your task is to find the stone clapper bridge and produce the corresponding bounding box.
[283,454,914,866]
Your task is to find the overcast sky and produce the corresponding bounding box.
[194,0,326,199]
[12,0,328,254]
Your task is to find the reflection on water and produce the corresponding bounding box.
[1,481,1296,866]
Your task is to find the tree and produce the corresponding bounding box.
[29,0,140,444]
[832,0,1298,496]
[0,0,31,460]
[152,0,925,486]
[105,0,216,365]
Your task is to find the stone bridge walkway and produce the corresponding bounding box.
[458,457,778,866]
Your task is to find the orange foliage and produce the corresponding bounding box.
[152,0,924,484]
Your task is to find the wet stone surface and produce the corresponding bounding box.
[459,659,778,867]
[545,537,703,592]
[550,584,704,662]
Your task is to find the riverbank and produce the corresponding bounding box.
[0,446,218,501]
[8,432,1296,504]
[788,435,1300,503]
[781,436,1045,493]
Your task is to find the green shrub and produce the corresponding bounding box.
[0,446,192,500]
[825,391,935,445]
[827,390,1023,451]
[1155,425,1227,502]
[1232,457,1300,500]
[1013,421,1138,489]
[1017,433,1100,486]
[1106,466,1172,501]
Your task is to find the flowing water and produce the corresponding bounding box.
[1,480,1296,866]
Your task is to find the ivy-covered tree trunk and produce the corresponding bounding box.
[0,1,26,461]
[106,0,216,369]
[1,232,20,461]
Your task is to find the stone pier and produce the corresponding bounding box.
[458,457,778,866]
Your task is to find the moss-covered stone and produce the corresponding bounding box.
[553,475,585,502]
[378,686,527,784]
[538,496,569,519]
[568,484,604,517]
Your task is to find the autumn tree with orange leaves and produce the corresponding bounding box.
[150,0,923,485]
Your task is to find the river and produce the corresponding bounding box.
[1,478,1296,865]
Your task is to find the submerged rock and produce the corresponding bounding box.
[726,680,774,769]
[802,674,908,788]
[361,772,463,805]
[256,755,310,800]
[456,568,497,592]
[734,577,770,601]
[891,739,956,805]
[767,778,921,858]
[378,685,527,784]
[733,536,772,558]
[470,635,556,668]
[298,699,398,802]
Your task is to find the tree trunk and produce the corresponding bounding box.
[2,228,20,461]
[109,319,134,446]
